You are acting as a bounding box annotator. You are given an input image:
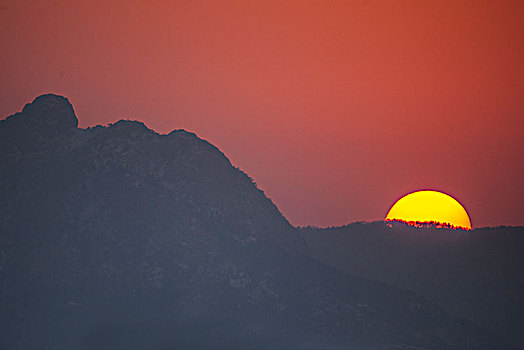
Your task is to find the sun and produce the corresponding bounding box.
[385,190,472,230]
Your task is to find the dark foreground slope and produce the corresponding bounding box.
[302,222,524,349]
[0,95,514,349]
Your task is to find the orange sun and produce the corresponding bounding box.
[385,190,472,230]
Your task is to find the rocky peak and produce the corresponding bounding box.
[1,94,78,138]
[21,94,78,130]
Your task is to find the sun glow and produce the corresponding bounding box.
[385,190,472,230]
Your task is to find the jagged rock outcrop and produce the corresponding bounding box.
[2,94,77,134]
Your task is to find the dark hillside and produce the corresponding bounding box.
[302,221,524,348]
[0,95,515,349]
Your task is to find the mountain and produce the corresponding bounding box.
[302,221,524,349]
[0,94,515,349]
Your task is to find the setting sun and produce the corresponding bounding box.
[385,190,472,230]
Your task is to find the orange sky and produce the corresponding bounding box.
[1,0,523,227]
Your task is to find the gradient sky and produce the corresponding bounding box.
[1,0,523,227]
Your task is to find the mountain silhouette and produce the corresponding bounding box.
[0,94,517,349]
[303,221,524,348]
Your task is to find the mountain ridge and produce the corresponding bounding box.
[302,221,524,348]
[0,94,517,349]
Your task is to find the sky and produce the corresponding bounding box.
[1,0,523,228]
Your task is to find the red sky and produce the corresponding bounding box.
[1,0,523,227]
